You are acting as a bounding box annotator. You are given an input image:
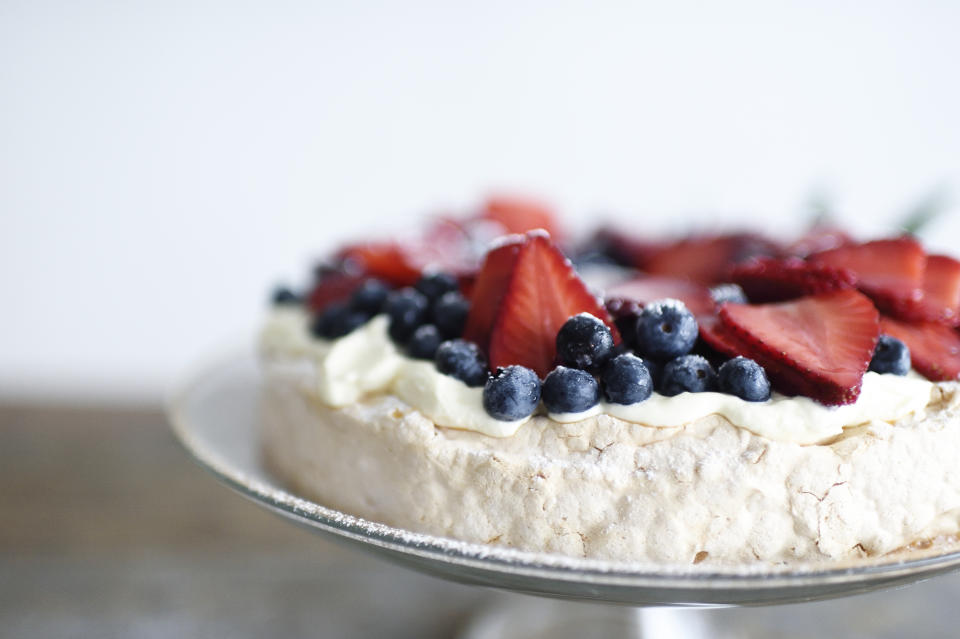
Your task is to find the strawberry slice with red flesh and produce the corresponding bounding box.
[337,219,480,288]
[878,316,960,381]
[605,275,715,317]
[644,234,781,285]
[809,237,926,319]
[483,233,619,378]
[462,235,527,350]
[482,196,565,240]
[717,290,880,405]
[698,314,746,358]
[730,257,858,303]
[585,228,668,270]
[337,242,423,287]
[306,271,367,313]
[914,255,960,326]
[699,313,836,399]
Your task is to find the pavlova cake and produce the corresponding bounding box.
[260,197,960,565]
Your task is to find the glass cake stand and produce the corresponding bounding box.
[168,351,960,638]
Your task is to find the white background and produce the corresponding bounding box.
[2,0,958,404]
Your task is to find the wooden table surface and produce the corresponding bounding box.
[4,401,960,638]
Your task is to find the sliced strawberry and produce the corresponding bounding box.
[337,218,481,288]
[462,235,527,349]
[730,257,858,303]
[337,242,423,287]
[410,217,482,276]
[809,237,926,318]
[644,234,780,285]
[306,271,367,313]
[605,275,715,317]
[718,290,880,405]
[481,196,564,239]
[584,228,667,270]
[878,316,960,381]
[698,314,746,358]
[470,233,619,377]
[917,255,960,325]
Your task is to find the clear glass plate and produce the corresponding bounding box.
[168,351,960,607]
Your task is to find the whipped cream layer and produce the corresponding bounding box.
[260,308,936,444]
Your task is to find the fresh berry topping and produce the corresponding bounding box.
[718,290,880,405]
[809,237,926,317]
[415,272,460,302]
[635,299,699,360]
[481,196,564,239]
[307,271,367,313]
[272,286,301,305]
[431,291,471,339]
[585,228,666,269]
[642,358,664,387]
[406,324,443,360]
[605,275,715,317]
[660,355,718,395]
[556,313,616,371]
[709,283,748,306]
[542,366,600,414]
[337,218,480,289]
[482,366,542,421]
[718,357,771,402]
[349,278,390,314]
[572,250,620,269]
[601,353,654,405]
[338,242,423,287]
[604,297,643,348]
[434,339,489,387]
[697,314,746,360]
[730,257,857,303]
[310,303,369,339]
[917,255,960,325]
[868,335,911,376]
[466,232,619,378]
[384,288,429,343]
[877,317,960,381]
[463,236,527,349]
[644,234,780,285]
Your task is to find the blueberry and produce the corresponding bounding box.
[710,283,748,306]
[605,298,642,349]
[641,358,663,388]
[310,303,369,339]
[415,272,460,302]
[601,353,653,405]
[572,251,619,269]
[660,355,718,396]
[350,279,390,314]
[483,366,542,421]
[431,291,471,339]
[542,366,600,414]
[271,286,301,305]
[384,288,429,343]
[434,339,489,387]
[718,356,771,402]
[635,299,699,360]
[556,314,616,371]
[869,335,911,376]
[407,324,443,360]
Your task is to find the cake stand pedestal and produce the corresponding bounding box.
[459,595,712,639]
[169,352,960,637]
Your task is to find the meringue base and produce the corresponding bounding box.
[261,368,960,565]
